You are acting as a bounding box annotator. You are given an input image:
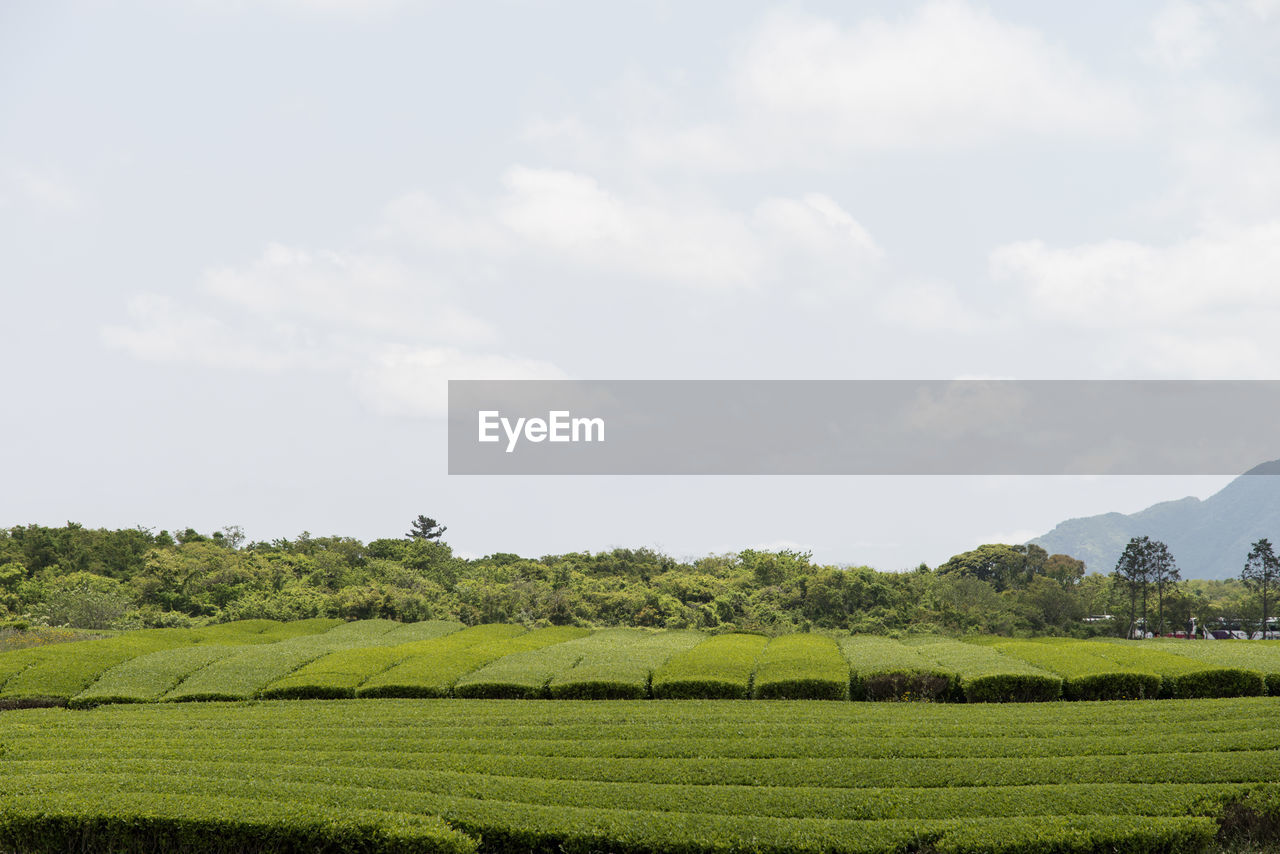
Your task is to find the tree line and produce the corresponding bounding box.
[1110,535,1279,638]
[0,521,1275,637]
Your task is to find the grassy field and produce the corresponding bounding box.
[3,697,1280,853]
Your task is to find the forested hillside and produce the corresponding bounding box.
[0,523,1266,637]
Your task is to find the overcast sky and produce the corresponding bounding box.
[3,0,1278,572]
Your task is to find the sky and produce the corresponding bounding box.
[2,0,1278,572]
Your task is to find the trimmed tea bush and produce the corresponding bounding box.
[903,637,1062,703]
[840,636,957,701]
[259,621,465,700]
[651,633,767,699]
[547,629,703,699]
[165,620,401,702]
[993,640,1161,701]
[453,627,595,698]
[752,634,849,700]
[356,625,570,698]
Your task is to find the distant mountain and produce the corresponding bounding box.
[1030,461,1280,579]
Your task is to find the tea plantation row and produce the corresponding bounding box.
[4,619,1280,708]
[4,698,1280,852]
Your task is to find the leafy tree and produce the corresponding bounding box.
[407,516,447,541]
[1148,540,1179,636]
[1110,537,1178,637]
[1112,536,1152,638]
[32,571,131,629]
[1043,554,1086,588]
[936,543,1047,592]
[1242,538,1279,638]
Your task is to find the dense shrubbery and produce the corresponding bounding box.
[0,524,1194,639]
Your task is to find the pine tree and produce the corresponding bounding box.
[1242,538,1279,638]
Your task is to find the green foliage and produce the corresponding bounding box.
[936,544,1048,593]
[29,571,132,629]
[354,624,533,698]
[1242,538,1279,634]
[4,698,1280,853]
[547,628,704,699]
[258,621,465,700]
[452,627,595,698]
[70,645,239,708]
[164,620,401,701]
[903,637,1062,702]
[9,521,1280,642]
[993,639,1162,701]
[840,635,957,701]
[1082,639,1264,699]
[1150,638,1280,694]
[752,633,850,700]
[651,633,767,699]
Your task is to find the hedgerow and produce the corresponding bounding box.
[0,634,192,706]
[258,621,464,700]
[355,624,563,698]
[547,628,703,699]
[752,634,849,700]
[70,645,239,708]
[9,623,1280,711]
[993,640,1162,701]
[165,620,401,702]
[651,633,767,699]
[0,791,476,854]
[1079,640,1265,699]
[1151,638,1280,696]
[902,637,1062,702]
[839,636,957,701]
[452,627,595,699]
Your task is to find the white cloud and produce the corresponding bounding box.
[990,222,1280,326]
[354,347,566,417]
[202,243,493,344]
[100,294,319,372]
[1146,2,1218,70]
[978,529,1043,547]
[1157,112,1280,223]
[381,168,883,290]
[104,245,561,416]
[522,2,1146,172]
[1247,0,1280,19]
[875,281,986,332]
[186,0,402,14]
[730,2,1141,150]
[2,166,86,214]
[990,222,1280,377]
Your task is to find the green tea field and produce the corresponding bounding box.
[5,620,1280,708]
[3,698,1280,853]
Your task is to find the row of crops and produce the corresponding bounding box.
[4,698,1280,852]
[5,619,1280,707]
